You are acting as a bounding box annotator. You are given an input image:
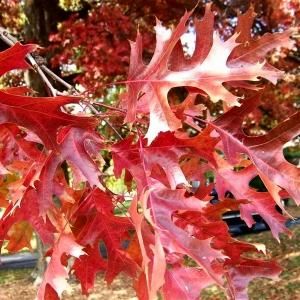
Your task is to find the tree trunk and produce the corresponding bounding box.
[24,0,69,95]
[24,0,68,45]
[31,235,47,285]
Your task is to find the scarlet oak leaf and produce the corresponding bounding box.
[37,233,85,299]
[177,126,220,167]
[2,86,33,96]
[123,5,293,143]
[174,196,282,300]
[229,6,295,70]
[0,188,54,252]
[129,197,154,298]
[172,93,205,120]
[162,266,215,300]
[0,5,297,300]
[113,133,227,296]
[58,127,103,186]
[134,273,149,300]
[0,42,36,76]
[226,259,282,300]
[36,127,103,214]
[0,42,97,151]
[144,132,188,189]
[142,181,226,282]
[0,90,97,150]
[72,245,107,295]
[173,93,207,132]
[0,124,45,172]
[211,95,300,205]
[113,130,218,194]
[73,189,138,284]
[214,156,289,240]
[112,133,188,191]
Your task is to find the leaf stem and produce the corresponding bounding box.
[183,112,207,128]
[40,65,74,91]
[104,119,123,139]
[89,101,126,113]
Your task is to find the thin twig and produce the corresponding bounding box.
[82,100,123,138]
[0,27,58,96]
[79,100,102,116]
[104,119,123,139]
[0,26,129,116]
[90,101,126,113]
[27,56,58,96]
[183,112,207,127]
[40,65,74,91]
[0,26,127,141]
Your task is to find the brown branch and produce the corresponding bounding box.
[0,27,127,116]
[90,101,126,113]
[80,100,123,139]
[0,26,128,142]
[40,65,74,91]
[104,119,123,139]
[0,27,58,96]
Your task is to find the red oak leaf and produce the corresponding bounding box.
[73,189,138,284]
[72,244,107,295]
[0,89,97,150]
[211,95,300,205]
[35,127,103,214]
[162,266,216,300]
[37,233,85,299]
[226,259,282,300]
[0,42,36,76]
[0,188,55,252]
[123,4,293,142]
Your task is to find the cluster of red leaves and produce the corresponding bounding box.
[267,0,300,28]
[48,0,299,133]
[0,4,299,300]
[48,0,233,95]
[49,4,138,96]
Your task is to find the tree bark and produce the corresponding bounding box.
[24,0,69,95]
[31,235,47,285]
[24,0,68,45]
